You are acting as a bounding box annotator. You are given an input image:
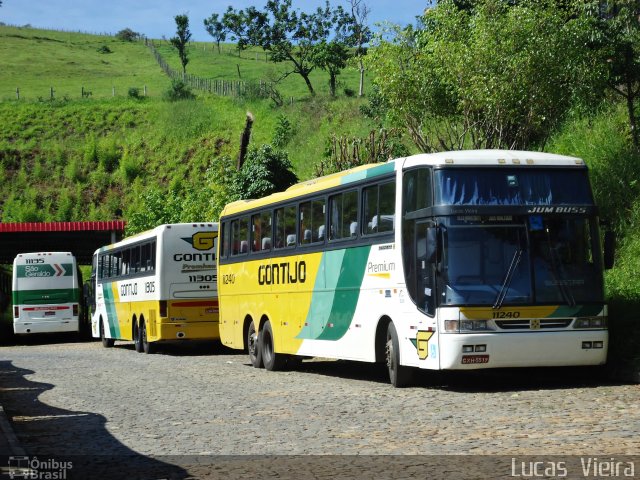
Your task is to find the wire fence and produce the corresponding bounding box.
[146,39,275,99]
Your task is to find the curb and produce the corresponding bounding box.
[0,405,25,456]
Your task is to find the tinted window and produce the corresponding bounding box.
[275,205,297,249]
[363,182,396,235]
[300,198,326,245]
[330,190,358,240]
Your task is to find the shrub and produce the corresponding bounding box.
[163,80,195,101]
[116,28,140,42]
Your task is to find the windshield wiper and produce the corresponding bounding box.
[493,247,523,309]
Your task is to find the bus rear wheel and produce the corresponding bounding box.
[100,319,115,348]
[261,320,286,371]
[247,321,263,368]
[133,321,143,353]
[386,322,413,388]
[140,320,154,354]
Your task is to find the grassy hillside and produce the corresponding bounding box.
[0,26,385,224]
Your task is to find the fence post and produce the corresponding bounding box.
[144,85,147,97]
[81,86,84,98]
[16,87,19,100]
[50,87,54,100]
[112,86,115,97]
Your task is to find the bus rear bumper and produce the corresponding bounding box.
[438,330,608,370]
[156,321,220,341]
[14,319,79,334]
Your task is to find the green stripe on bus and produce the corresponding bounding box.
[553,304,604,317]
[102,284,121,338]
[341,162,395,185]
[298,246,371,341]
[12,288,79,305]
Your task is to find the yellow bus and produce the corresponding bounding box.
[90,223,219,353]
[217,150,613,386]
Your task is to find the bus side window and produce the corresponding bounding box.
[252,211,272,253]
[275,205,296,249]
[329,190,358,241]
[231,217,250,256]
[363,182,396,236]
[121,249,130,276]
[300,198,326,245]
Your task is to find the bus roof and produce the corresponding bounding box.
[220,150,586,217]
[92,223,218,255]
[221,161,394,216]
[401,149,585,168]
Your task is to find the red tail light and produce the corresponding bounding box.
[159,301,168,318]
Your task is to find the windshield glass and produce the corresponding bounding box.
[434,168,593,205]
[441,217,603,306]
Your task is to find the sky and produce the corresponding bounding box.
[0,1,427,42]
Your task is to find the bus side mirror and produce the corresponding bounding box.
[604,230,615,270]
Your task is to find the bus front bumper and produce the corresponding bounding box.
[438,330,608,370]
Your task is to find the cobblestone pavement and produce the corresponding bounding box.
[0,338,638,479]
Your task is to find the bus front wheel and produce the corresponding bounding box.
[386,322,413,388]
[100,319,115,348]
[247,321,263,368]
[261,320,286,371]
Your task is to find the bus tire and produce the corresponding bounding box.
[133,320,143,353]
[100,318,115,348]
[261,320,286,371]
[386,322,413,388]
[247,320,263,368]
[141,320,154,354]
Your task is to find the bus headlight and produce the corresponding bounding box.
[444,319,493,333]
[574,317,607,329]
[444,320,459,333]
[461,320,491,331]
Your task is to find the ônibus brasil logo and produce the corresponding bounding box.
[181,232,216,251]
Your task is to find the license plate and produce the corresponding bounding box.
[44,311,56,316]
[462,355,489,364]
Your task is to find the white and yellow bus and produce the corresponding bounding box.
[218,150,614,386]
[13,252,81,335]
[90,223,219,353]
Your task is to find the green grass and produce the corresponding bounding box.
[0,26,171,100]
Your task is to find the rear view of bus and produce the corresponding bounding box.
[12,252,80,335]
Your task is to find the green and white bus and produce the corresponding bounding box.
[12,252,81,335]
[218,150,614,386]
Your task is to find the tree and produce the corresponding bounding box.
[599,1,640,147]
[313,41,350,96]
[230,145,298,200]
[203,13,227,53]
[366,0,605,151]
[116,28,140,42]
[223,0,336,95]
[171,14,192,75]
[348,0,372,97]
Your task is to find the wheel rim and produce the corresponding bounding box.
[248,328,258,359]
[386,336,395,373]
[263,330,272,363]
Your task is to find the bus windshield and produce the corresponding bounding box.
[441,217,604,306]
[434,168,593,205]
